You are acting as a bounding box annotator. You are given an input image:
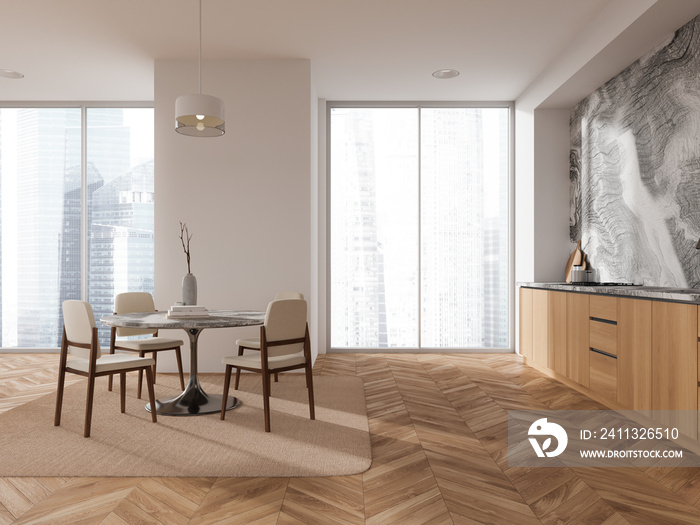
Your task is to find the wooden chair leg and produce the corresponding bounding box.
[152,351,158,384]
[175,348,185,390]
[108,326,116,392]
[234,346,244,390]
[137,351,145,399]
[274,372,279,383]
[262,371,271,432]
[120,372,126,413]
[305,363,315,420]
[144,367,157,423]
[54,368,66,427]
[221,364,233,420]
[55,329,68,427]
[84,373,97,438]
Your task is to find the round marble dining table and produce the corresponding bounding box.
[100,310,265,416]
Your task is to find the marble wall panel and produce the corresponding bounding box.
[570,15,700,287]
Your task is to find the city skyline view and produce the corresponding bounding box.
[0,107,154,348]
[1,104,508,350]
[330,106,509,349]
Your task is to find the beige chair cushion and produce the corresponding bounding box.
[274,292,304,300]
[222,353,306,370]
[116,292,155,313]
[235,337,261,350]
[63,300,101,359]
[115,336,184,351]
[67,353,155,374]
[264,299,307,356]
[115,292,158,337]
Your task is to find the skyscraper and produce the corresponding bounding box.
[421,108,485,348]
[482,109,510,348]
[14,108,81,347]
[331,106,509,350]
[330,108,388,347]
[88,159,155,345]
[57,161,104,342]
[1,107,154,348]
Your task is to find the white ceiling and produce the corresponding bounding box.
[1,0,699,106]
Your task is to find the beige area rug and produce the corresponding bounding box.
[0,373,371,477]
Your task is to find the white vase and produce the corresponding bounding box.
[182,272,197,305]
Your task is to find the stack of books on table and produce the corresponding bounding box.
[167,305,210,318]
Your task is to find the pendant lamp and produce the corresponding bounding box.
[175,0,225,137]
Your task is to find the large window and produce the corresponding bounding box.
[330,105,510,349]
[0,106,154,348]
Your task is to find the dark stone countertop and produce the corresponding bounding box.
[518,282,700,304]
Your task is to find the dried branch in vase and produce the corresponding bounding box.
[179,221,192,273]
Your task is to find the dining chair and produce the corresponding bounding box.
[273,292,304,300]
[220,297,314,432]
[108,292,185,398]
[233,292,304,388]
[55,300,157,438]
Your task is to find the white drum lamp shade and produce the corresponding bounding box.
[175,93,225,137]
[175,0,225,137]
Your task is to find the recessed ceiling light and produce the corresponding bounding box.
[432,69,460,79]
[0,69,24,79]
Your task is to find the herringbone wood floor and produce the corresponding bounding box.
[2,353,700,524]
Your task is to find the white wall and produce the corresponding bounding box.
[533,109,571,281]
[515,108,574,285]
[314,98,328,354]
[514,107,535,285]
[154,58,314,372]
[514,108,573,279]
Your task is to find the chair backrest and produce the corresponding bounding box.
[114,292,157,337]
[274,291,304,300]
[62,300,101,359]
[264,298,307,357]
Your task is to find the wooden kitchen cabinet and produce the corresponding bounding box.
[590,295,618,322]
[652,301,697,410]
[652,301,697,438]
[548,291,567,376]
[588,294,618,402]
[566,292,590,387]
[520,286,700,438]
[589,350,617,402]
[522,289,569,372]
[617,298,652,411]
[519,288,586,385]
[519,287,533,362]
[590,320,617,356]
[532,289,549,367]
